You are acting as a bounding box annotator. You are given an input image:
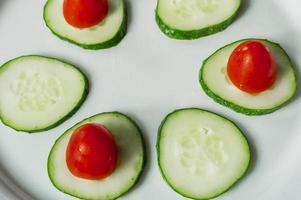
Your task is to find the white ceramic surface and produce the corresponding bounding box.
[0,0,301,199]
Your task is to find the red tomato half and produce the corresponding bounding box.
[63,0,109,28]
[66,123,118,180]
[227,40,277,93]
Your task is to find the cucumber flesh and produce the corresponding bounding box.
[157,108,250,199]
[200,39,297,115]
[156,0,241,39]
[44,0,126,49]
[0,55,88,132]
[48,112,145,200]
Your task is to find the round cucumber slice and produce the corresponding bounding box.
[48,112,145,200]
[157,108,250,199]
[0,55,88,133]
[200,39,297,115]
[44,0,127,50]
[156,0,241,40]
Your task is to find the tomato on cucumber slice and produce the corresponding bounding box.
[66,123,118,180]
[227,40,277,94]
[63,0,109,28]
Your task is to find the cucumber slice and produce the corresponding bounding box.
[0,55,88,132]
[200,39,297,115]
[156,0,241,39]
[48,112,145,200]
[44,0,126,50]
[157,108,250,199]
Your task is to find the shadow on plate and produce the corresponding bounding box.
[124,0,133,31]
[0,0,7,8]
[0,0,8,19]
[0,163,36,200]
[237,0,251,19]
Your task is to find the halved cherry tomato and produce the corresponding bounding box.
[63,0,109,28]
[66,123,118,180]
[227,40,277,93]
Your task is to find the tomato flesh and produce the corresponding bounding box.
[63,0,109,28]
[227,40,277,93]
[66,123,118,180]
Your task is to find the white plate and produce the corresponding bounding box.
[0,0,301,199]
